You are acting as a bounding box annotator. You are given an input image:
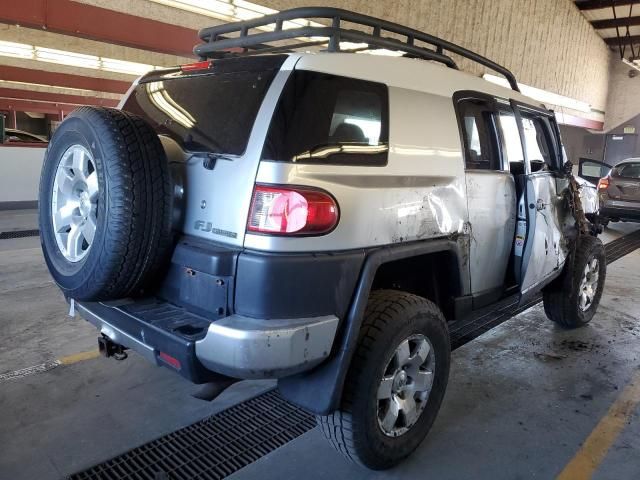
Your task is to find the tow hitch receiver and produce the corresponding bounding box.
[98,335,128,360]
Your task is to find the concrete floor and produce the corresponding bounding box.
[1,210,639,479]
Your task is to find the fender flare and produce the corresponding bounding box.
[278,236,470,414]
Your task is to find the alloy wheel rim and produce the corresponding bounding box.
[51,144,99,263]
[579,257,599,312]
[377,333,435,437]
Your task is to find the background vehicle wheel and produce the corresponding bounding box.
[543,235,606,328]
[39,107,173,301]
[317,290,450,470]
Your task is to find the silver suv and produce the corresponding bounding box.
[38,8,606,470]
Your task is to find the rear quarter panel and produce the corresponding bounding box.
[247,86,467,252]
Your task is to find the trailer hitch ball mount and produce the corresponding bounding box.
[98,335,128,361]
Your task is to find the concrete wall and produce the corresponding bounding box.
[264,0,611,113]
[78,0,611,114]
[0,146,46,203]
[604,56,640,132]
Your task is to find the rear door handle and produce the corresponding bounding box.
[536,198,546,211]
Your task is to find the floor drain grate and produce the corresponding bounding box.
[68,230,640,480]
[0,229,39,240]
[604,229,640,264]
[68,389,316,480]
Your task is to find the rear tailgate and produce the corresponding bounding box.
[609,163,640,203]
[122,55,296,247]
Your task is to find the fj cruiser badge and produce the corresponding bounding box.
[194,220,238,239]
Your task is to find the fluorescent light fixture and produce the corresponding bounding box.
[101,57,156,75]
[0,41,160,75]
[483,73,591,113]
[149,0,324,30]
[0,79,120,98]
[36,47,101,69]
[0,40,34,59]
[151,0,239,20]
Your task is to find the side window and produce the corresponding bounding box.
[262,71,389,166]
[520,113,558,172]
[616,163,640,178]
[457,99,502,170]
[497,110,525,174]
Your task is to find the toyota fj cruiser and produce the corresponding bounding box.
[39,8,605,470]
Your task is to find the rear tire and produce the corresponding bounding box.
[39,107,173,301]
[317,290,450,470]
[543,235,606,328]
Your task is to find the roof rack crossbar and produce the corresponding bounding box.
[194,7,520,92]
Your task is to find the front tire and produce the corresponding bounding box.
[317,290,450,470]
[543,235,606,328]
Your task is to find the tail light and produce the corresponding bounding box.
[248,185,339,235]
[180,60,213,72]
[597,177,610,190]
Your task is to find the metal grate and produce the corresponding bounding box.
[0,229,39,240]
[69,389,315,480]
[68,230,640,480]
[604,228,640,264]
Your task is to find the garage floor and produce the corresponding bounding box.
[1,209,639,480]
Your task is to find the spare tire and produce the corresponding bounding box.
[38,106,173,301]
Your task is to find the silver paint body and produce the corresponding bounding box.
[195,314,339,378]
[106,52,600,378]
[465,171,517,297]
[162,53,596,295]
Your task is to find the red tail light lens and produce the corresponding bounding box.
[597,177,610,190]
[248,185,339,235]
[180,60,213,72]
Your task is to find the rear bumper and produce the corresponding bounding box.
[195,315,339,378]
[76,300,339,381]
[601,199,640,220]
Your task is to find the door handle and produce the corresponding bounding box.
[536,198,546,211]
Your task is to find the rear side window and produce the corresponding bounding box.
[457,98,502,170]
[262,71,389,166]
[124,67,280,155]
[520,113,559,172]
[615,163,640,178]
[498,110,525,173]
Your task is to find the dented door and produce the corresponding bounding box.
[516,106,566,299]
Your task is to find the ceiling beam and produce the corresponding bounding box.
[0,66,131,94]
[0,98,84,115]
[0,88,119,108]
[0,0,199,58]
[592,16,640,29]
[576,0,639,10]
[604,34,640,45]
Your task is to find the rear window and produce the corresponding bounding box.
[615,162,640,178]
[262,71,389,166]
[123,58,283,155]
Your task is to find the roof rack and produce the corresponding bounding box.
[195,7,520,92]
